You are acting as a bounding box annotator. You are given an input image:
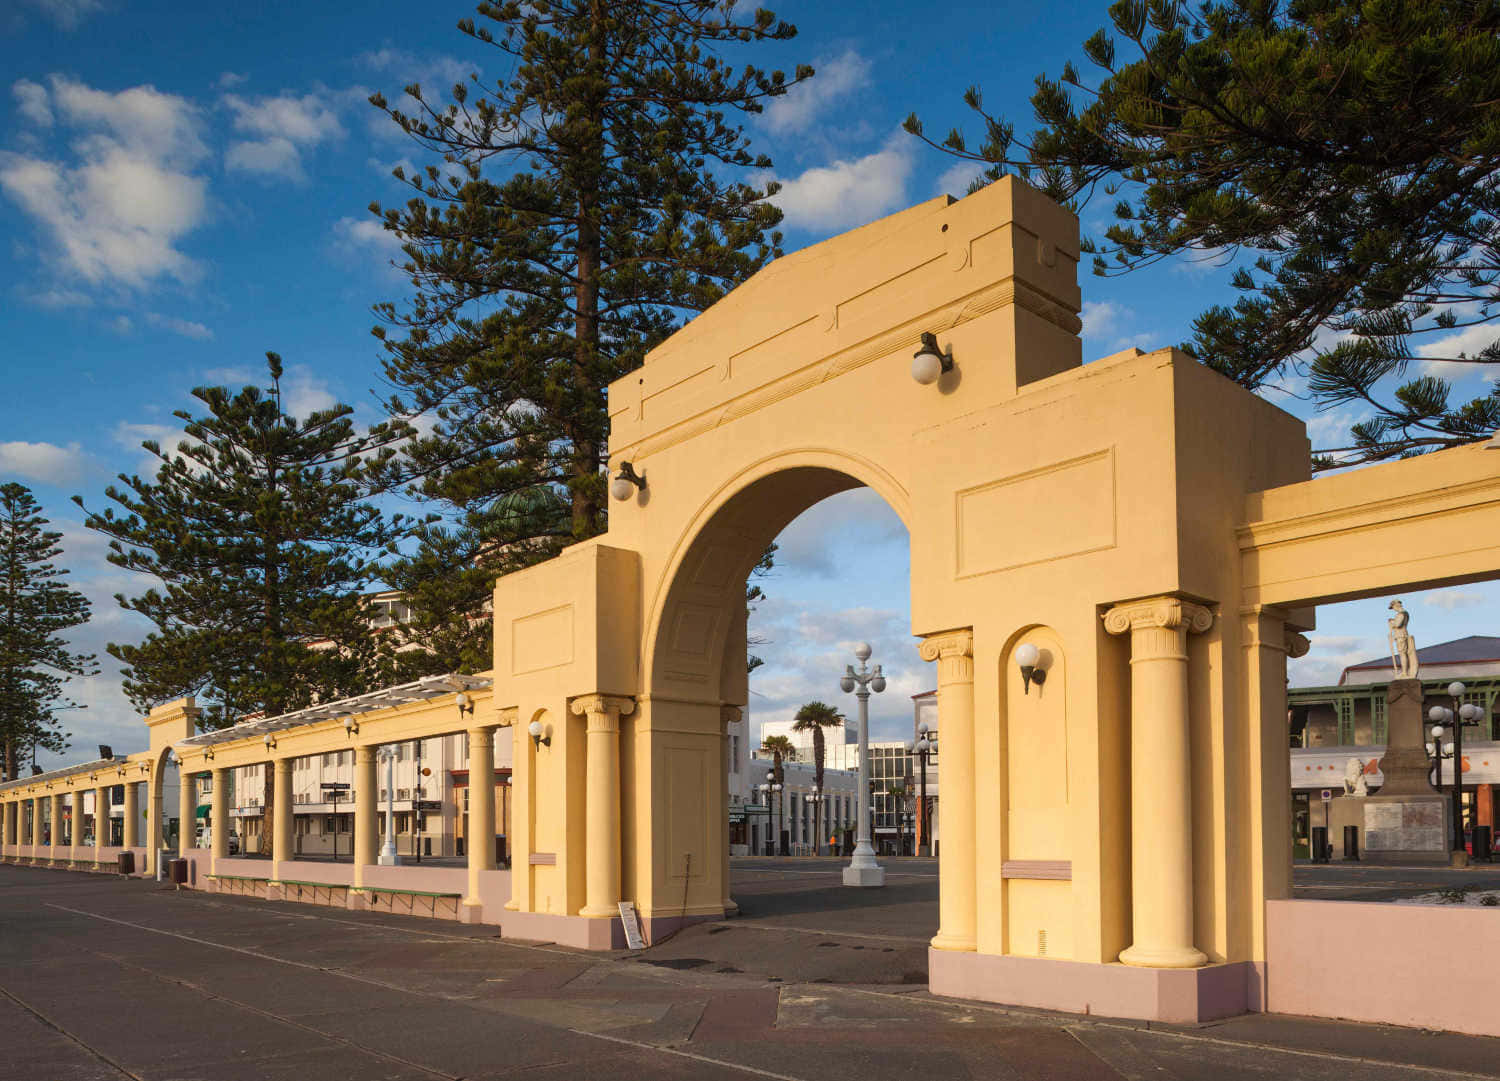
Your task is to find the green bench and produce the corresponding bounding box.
[356,885,462,919]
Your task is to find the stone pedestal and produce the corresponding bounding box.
[1363,679,1450,864]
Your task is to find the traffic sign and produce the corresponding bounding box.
[413,800,442,811]
[321,782,351,792]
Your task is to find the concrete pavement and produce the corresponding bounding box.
[1,861,1497,1080]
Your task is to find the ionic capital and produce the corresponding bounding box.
[1102,596,1214,637]
[274,756,296,774]
[720,705,743,728]
[496,706,519,728]
[1285,631,1310,659]
[570,694,636,733]
[468,726,494,749]
[918,630,974,684]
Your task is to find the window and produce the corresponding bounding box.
[322,753,334,768]
[397,788,410,800]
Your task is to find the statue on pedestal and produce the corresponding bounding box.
[1388,600,1419,678]
[1343,758,1369,797]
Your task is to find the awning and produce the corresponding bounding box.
[196,804,210,819]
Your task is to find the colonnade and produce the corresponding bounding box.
[182,717,511,920]
[0,778,150,869]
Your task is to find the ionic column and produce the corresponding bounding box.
[123,782,139,849]
[272,758,293,869]
[354,746,377,886]
[32,797,44,850]
[1103,596,1214,969]
[571,695,635,918]
[210,767,229,865]
[179,768,197,853]
[463,723,497,918]
[94,785,107,863]
[720,705,742,916]
[918,630,976,952]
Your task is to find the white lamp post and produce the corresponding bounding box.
[840,642,886,887]
[378,746,400,866]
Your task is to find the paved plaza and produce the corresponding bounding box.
[2,859,1498,1081]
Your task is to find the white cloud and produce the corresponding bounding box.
[1423,589,1487,611]
[22,0,105,31]
[0,440,89,484]
[1081,300,1126,342]
[0,76,209,289]
[13,79,52,126]
[223,92,344,182]
[1304,407,1364,450]
[281,366,339,419]
[358,48,473,92]
[145,312,213,340]
[225,136,303,179]
[109,314,132,334]
[936,161,984,199]
[331,216,406,281]
[1417,323,1498,380]
[216,72,247,89]
[761,49,871,135]
[768,131,915,233]
[202,366,256,384]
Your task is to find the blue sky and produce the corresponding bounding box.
[3,0,1497,765]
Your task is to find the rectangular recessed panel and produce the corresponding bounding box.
[669,604,720,658]
[956,449,1115,578]
[511,605,574,675]
[665,746,708,881]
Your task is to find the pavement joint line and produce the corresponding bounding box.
[43,901,804,1081]
[577,1028,814,1081]
[72,943,460,1081]
[0,982,144,1080]
[828,985,1500,1080]
[723,922,931,945]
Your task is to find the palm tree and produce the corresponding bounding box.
[759,735,796,855]
[792,701,844,856]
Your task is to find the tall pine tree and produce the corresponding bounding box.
[0,483,96,779]
[906,0,1500,467]
[365,1,809,667]
[78,355,402,854]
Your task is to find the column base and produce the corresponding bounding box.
[459,900,485,924]
[930,949,1254,1024]
[930,931,977,952]
[842,864,886,887]
[1119,943,1209,969]
[578,903,619,918]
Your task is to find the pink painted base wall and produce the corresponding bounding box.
[929,949,1254,1023]
[1266,899,1500,1037]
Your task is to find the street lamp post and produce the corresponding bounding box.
[760,773,783,856]
[377,746,400,866]
[840,643,886,887]
[1429,681,1483,866]
[905,720,936,857]
[804,786,830,856]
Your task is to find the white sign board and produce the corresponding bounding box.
[618,900,645,950]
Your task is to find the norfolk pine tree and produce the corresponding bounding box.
[365,1,810,669]
[0,483,96,780]
[77,355,403,855]
[907,0,1500,467]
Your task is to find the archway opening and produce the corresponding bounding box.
[643,466,937,977]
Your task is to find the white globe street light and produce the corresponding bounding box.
[840,641,886,887]
[377,745,401,866]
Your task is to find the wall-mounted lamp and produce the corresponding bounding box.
[528,720,551,750]
[456,692,474,718]
[342,715,359,738]
[911,332,954,385]
[263,733,277,752]
[1016,642,1048,695]
[610,461,647,502]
